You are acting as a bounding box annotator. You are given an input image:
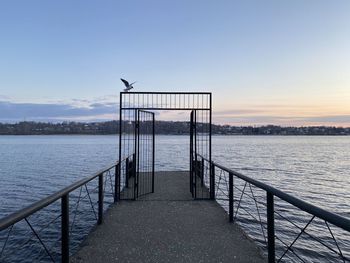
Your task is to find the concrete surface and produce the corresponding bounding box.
[72,171,265,263]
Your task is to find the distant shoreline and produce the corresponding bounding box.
[0,134,349,136]
[1,121,349,136]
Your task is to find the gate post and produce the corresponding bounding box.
[133,153,136,178]
[114,163,120,202]
[125,157,129,188]
[190,110,194,195]
[152,112,155,193]
[210,162,215,200]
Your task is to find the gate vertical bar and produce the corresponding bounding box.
[194,110,197,199]
[134,109,138,200]
[136,110,140,199]
[118,92,122,201]
[190,110,193,195]
[152,112,155,193]
[209,93,214,200]
[210,163,215,199]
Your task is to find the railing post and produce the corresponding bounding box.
[133,153,136,178]
[190,157,194,196]
[61,194,69,263]
[125,157,129,188]
[229,172,233,222]
[114,164,120,202]
[267,192,275,263]
[98,173,103,225]
[210,162,215,200]
[201,157,204,187]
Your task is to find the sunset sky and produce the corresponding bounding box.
[0,0,349,126]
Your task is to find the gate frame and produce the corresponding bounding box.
[118,92,213,200]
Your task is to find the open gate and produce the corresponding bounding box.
[190,110,213,199]
[118,92,212,200]
[118,108,155,200]
[135,110,155,197]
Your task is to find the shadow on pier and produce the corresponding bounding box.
[72,171,264,263]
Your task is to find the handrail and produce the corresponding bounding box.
[214,161,350,232]
[0,162,117,231]
[0,154,134,262]
[196,153,350,262]
[0,154,137,232]
[197,153,350,232]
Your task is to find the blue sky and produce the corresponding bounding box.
[0,0,349,125]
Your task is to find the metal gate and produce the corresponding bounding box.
[118,108,154,200]
[118,92,212,201]
[190,109,213,199]
[135,110,155,197]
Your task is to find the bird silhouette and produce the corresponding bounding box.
[121,78,136,92]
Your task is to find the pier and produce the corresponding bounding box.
[71,171,264,263]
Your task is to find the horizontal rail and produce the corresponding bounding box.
[0,154,134,262]
[0,163,115,231]
[197,153,350,262]
[197,153,350,233]
[121,91,212,95]
[0,155,129,231]
[121,107,211,111]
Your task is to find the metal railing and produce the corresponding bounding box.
[0,156,132,263]
[196,153,350,262]
[2,152,349,262]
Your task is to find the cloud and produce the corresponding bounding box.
[303,115,350,123]
[214,109,265,116]
[0,100,118,122]
[214,115,298,125]
[0,98,349,127]
[212,105,350,126]
[0,95,10,100]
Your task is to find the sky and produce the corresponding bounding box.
[0,0,349,126]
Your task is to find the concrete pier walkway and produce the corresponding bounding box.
[72,171,265,263]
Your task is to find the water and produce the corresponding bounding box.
[213,136,350,214]
[0,135,349,262]
[212,136,350,262]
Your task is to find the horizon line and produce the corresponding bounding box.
[0,120,349,129]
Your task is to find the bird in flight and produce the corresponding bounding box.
[120,78,136,92]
